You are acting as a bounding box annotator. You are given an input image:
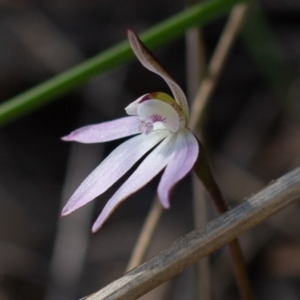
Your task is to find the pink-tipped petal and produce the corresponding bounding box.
[61,116,140,143]
[127,30,189,120]
[158,129,199,208]
[92,133,177,232]
[62,129,169,216]
[125,94,149,115]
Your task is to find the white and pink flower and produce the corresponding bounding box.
[61,30,199,232]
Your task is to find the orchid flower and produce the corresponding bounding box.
[61,30,199,232]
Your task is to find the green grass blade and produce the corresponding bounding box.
[0,0,245,127]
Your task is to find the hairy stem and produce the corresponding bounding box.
[194,141,253,300]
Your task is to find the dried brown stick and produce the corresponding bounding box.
[86,166,300,300]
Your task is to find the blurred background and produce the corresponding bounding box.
[0,0,300,299]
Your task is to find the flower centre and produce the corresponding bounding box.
[138,114,166,134]
[125,92,186,134]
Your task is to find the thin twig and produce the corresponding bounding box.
[192,175,211,300]
[185,0,210,298]
[86,166,300,299]
[190,3,249,129]
[125,197,163,272]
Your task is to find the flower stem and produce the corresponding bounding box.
[193,140,253,300]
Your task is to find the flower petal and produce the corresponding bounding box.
[92,133,177,232]
[137,99,180,132]
[127,30,189,121]
[158,129,199,208]
[62,129,169,216]
[125,94,147,115]
[61,116,140,143]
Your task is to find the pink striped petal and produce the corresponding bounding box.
[158,129,199,208]
[62,129,169,216]
[92,133,177,232]
[61,116,140,143]
[127,30,189,121]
